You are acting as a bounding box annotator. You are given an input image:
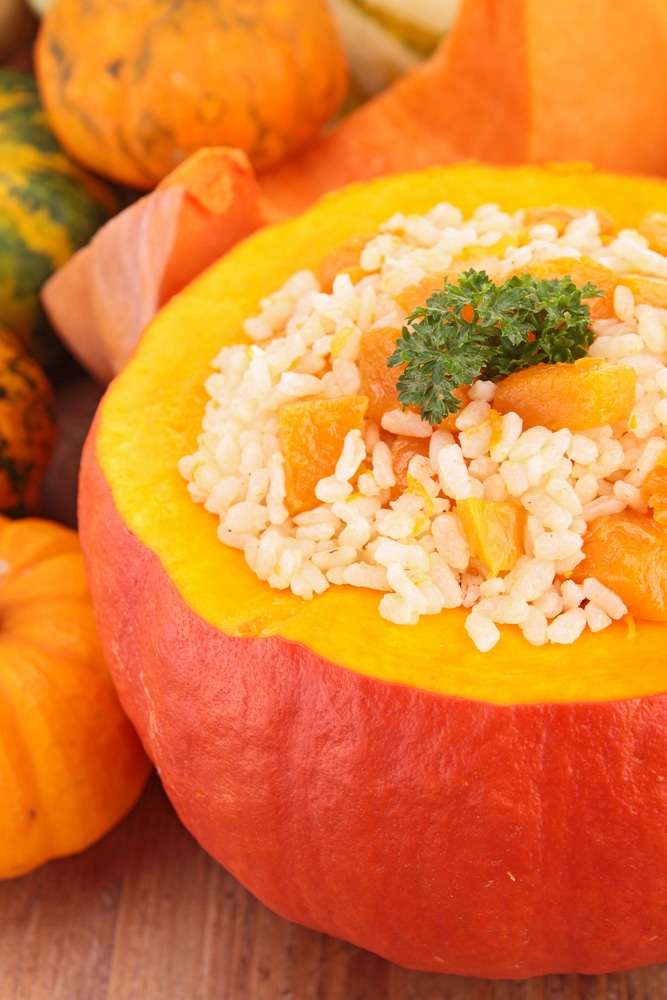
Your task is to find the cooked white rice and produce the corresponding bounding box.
[179,200,667,651]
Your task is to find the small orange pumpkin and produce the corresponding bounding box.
[34,0,348,189]
[0,324,56,517]
[0,514,152,878]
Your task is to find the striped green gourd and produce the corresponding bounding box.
[0,68,118,371]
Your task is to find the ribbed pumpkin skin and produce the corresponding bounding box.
[0,515,152,879]
[34,0,349,189]
[0,324,55,516]
[80,440,667,978]
[0,69,118,370]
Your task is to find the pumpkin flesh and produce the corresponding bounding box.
[79,164,667,977]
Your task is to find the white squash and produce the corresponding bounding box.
[330,0,461,98]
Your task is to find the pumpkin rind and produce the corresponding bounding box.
[79,163,667,977]
[0,69,118,369]
[0,515,152,879]
[34,0,349,189]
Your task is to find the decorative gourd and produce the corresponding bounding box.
[0,514,152,878]
[34,0,348,190]
[78,163,667,979]
[0,69,118,370]
[0,323,55,516]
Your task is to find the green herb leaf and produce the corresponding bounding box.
[387,269,602,425]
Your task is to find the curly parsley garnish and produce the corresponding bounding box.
[387,269,603,426]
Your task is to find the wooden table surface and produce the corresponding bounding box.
[5,373,666,1000]
[2,772,667,1000]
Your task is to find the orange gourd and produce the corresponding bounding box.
[78,164,667,978]
[34,0,348,189]
[0,515,151,878]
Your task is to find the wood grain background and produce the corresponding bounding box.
[2,774,666,1000]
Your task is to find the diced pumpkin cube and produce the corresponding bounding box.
[522,206,617,237]
[640,447,667,524]
[393,275,447,314]
[357,326,404,423]
[457,497,525,576]
[622,274,667,310]
[493,357,636,431]
[389,436,431,500]
[279,395,368,514]
[508,256,619,321]
[357,325,468,429]
[315,234,372,292]
[572,511,667,620]
[638,212,667,255]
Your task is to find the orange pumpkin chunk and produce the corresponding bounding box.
[640,448,667,524]
[456,497,525,576]
[493,357,637,431]
[509,256,619,321]
[393,275,445,315]
[279,395,368,514]
[357,326,403,423]
[572,511,667,620]
[315,234,372,292]
[638,212,667,255]
[357,325,467,430]
[622,274,667,310]
[389,436,431,500]
[393,271,478,315]
[523,206,617,236]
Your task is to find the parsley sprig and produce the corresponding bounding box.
[387,269,602,425]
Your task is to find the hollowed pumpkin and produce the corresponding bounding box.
[78,163,667,979]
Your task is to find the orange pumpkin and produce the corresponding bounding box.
[78,164,667,978]
[0,324,56,516]
[0,514,152,878]
[34,0,348,189]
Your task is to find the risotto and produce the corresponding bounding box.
[179,199,667,652]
